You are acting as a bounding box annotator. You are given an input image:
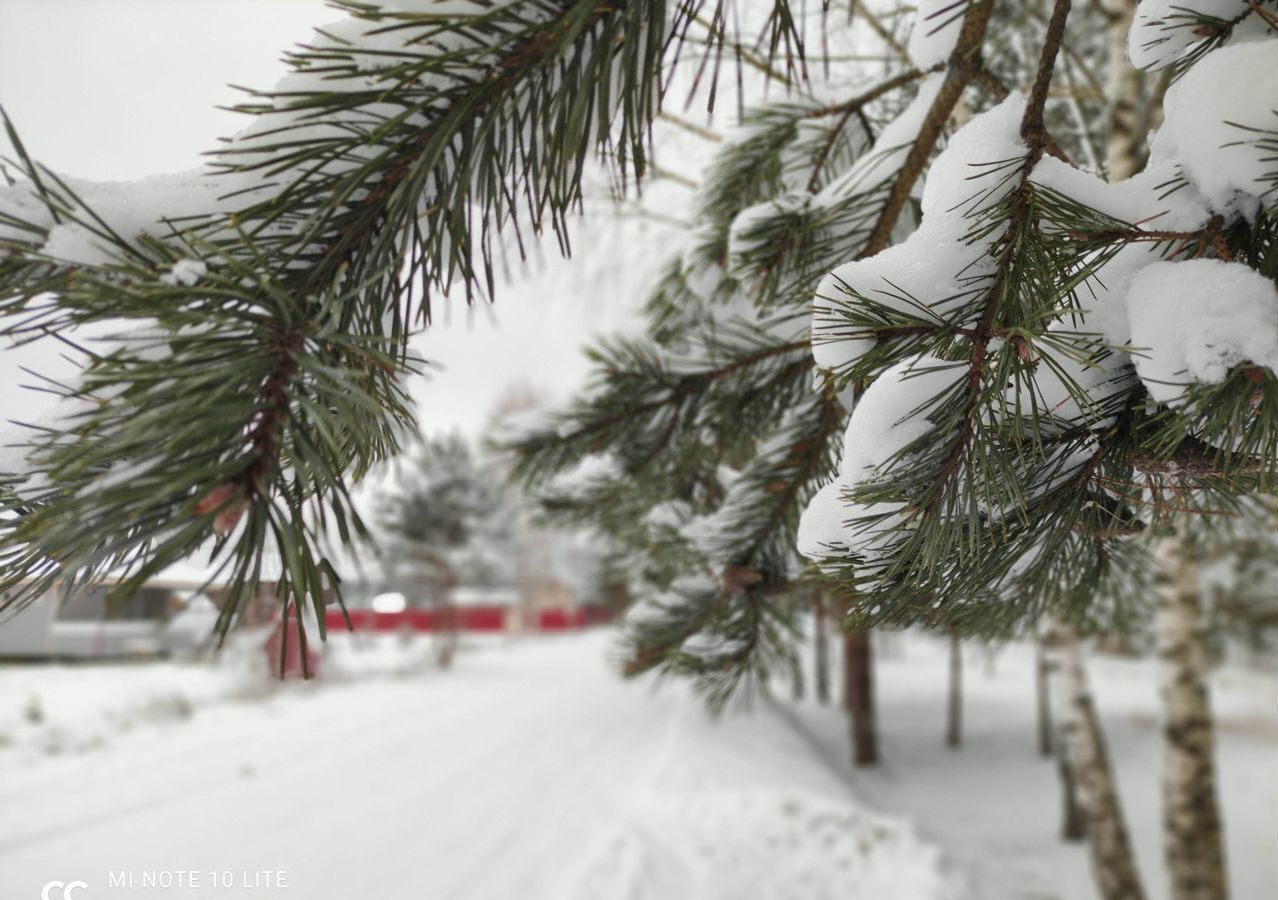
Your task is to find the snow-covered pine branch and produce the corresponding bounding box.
[511,0,1277,715]
[507,0,1171,697]
[801,0,1277,631]
[0,0,803,630]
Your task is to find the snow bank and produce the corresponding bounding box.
[565,786,953,900]
[784,628,1278,900]
[1,632,958,900]
[0,629,459,759]
[0,634,264,758]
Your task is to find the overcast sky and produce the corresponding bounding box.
[0,0,689,438]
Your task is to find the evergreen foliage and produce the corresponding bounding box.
[504,0,1278,704]
[0,0,1275,708]
[376,433,498,592]
[0,0,810,635]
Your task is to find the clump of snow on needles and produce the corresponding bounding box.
[840,355,961,481]
[1157,41,1278,212]
[813,95,1027,375]
[907,0,964,69]
[1127,0,1277,72]
[816,72,946,203]
[680,631,747,662]
[160,258,207,287]
[1001,340,1135,435]
[726,191,810,280]
[1030,149,1213,348]
[798,353,963,561]
[0,171,223,267]
[1126,259,1278,405]
[802,17,1278,568]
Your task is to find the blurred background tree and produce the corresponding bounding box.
[376,433,499,666]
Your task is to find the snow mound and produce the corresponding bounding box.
[563,787,954,900]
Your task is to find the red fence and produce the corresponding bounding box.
[323,604,610,634]
[324,606,504,633]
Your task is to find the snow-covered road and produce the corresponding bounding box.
[1,633,953,900]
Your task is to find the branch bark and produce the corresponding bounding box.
[857,0,995,259]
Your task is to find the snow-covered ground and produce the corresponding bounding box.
[1,629,1272,900]
[782,631,1278,900]
[1,631,952,900]
[0,630,456,759]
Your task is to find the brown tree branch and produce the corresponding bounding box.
[857,0,996,260]
[926,0,1073,510]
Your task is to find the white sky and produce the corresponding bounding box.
[0,0,690,438]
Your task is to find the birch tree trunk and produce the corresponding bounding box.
[1104,0,1145,181]
[1041,635,1088,840]
[1058,747,1088,842]
[1054,625,1147,900]
[1158,538,1229,900]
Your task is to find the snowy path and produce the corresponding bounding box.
[1,633,953,900]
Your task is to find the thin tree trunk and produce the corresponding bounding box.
[1042,634,1083,843]
[1158,538,1229,900]
[1044,634,1084,840]
[435,598,458,669]
[814,599,831,705]
[946,630,962,748]
[433,574,460,670]
[844,625,878,766]
[1037,637,1054,757]
[1055,625,1147,900]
